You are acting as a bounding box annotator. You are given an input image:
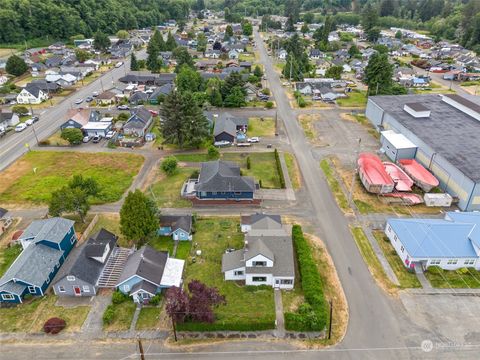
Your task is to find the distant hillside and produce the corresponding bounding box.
[0,0,190,44]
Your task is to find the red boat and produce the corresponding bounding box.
[398,159,439,192]
[381,192,423,205]
[358,153,395,194]
[383,162,414,192]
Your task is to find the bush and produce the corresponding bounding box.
[43,317,66,334]
[102,305,115,325]
[274,149,286,189]
[190,169,200,179]
[61,128,83,145]
[456,267,469,275]
[112,290,129,305]
[161,156,178,176]
[297,96,307,108]
[265,101,274,109]
[12,105,29,115]
[148,294,162,306]
[207,145,220,160]
[246,156,251,169]
[285,225,327,332]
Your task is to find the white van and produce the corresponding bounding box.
[15,123,27,132]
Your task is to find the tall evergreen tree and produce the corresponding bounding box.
[5,55,27,76]
[120,190,158,245]
[166,31,177,51]
[93,31,111,52]
[151,29,166,52]
[364,52,393,95]
[130,52,139,71]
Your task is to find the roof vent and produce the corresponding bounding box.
[403,103,430,118]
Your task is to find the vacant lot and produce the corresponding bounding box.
[0,151,144,205]
[297,114,318,141]
[178,217,276,331]
[149,167,194,208]
[248,117,275,138]
[0,295,90,332]
[337,91,367,108]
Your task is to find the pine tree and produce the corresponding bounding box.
[166,31,177,51]
[181,92,211,148]
[364,52,393,95]
[130,52,139,71]
[161,91,186,146]
[120,190,158,245]
[151,29,166,52]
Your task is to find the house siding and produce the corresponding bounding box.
[198,191,254,200]
[54,276,96,296]
[245,273,273,286]
[0,291,22,303]
[245,254,273,268]
[172,229,191,241]
[214,132,235,143]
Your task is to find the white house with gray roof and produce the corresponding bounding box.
[222,215,295,289]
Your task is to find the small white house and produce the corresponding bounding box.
[16,85,48,104]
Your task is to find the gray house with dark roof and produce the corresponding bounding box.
[193,160,256,200]
[0,218,76,303]
[123,107,153,137]
[213,113,248,143]
[222,215,294,289]
[53,229,118,297]
[116,245,185,304]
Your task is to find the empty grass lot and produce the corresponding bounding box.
[248,117,275,138]
[0,295,90,332]
[173,152,282,189]
[179,217,276,331]
[0,151,144,206]
[336,91,368,108]
[425,266,480,288]
[373,231,421,288]
[149,167,193,208]
[0,244,22,277]
[103,301,136,331]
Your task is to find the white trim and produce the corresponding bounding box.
[1,294,15,300]
[130,288,156,297]
[117,275,159,289]
[67,276,75,281]
[82,286,90,293]
[58,286,66,293]
[28,286,36,294]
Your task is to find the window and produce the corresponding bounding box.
[252,261,267,267]
[281,279,293,285]
[83,286,90,293]
[46,277,50,284]
[212,192,217,195]
[58,286,65,293]
[447,259,458,265]
[400,246,404,253]
[28,286,36,294]
[1,294,14,300]
[67,276,75,281]
[464,259,475,265]
[252,276,267,282]
[393,235,398,242]
[387,225,392,232]
[430,259,441,265]
[70,235,76,245]
[234,270,244,276]
[124,284,130,292]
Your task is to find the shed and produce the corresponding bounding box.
[380,130,417,162]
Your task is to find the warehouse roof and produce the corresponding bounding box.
[369,94,480,182]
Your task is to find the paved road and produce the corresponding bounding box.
[0,50,144,172]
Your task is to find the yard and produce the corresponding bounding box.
[247,117,275,138]
[90,213,129,247]
[149,167,194,208]
[0,151,144,205]
[136,306,162,330]
[103,300,136,331]
[173,152,283,189]
[425,266,480,288]
[0,295,90,333]
[373,231,422,288]
[336,90,368,108]
[178,217,276,331]
[0,244,22,277]
[43,131,70,146]
[284,152,301,190]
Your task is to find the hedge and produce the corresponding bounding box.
[285,225,328,331]
[274,148,286,189]
[176,320,275,332]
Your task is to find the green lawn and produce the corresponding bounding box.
[90,213,129,247]
[425,266,480,288]
[136,306,162,330]
[320,159,350,213]
[176,241,193,260]
[373,231,422,288]
[337,91,368,108]
[0,151,144,205]
[0,244,22,277]
[44,131,70,146]
[0,295,90,333]
[179,217,276,331]
[350,227,396,292]
[149,167,194,208]
[284,152,301,190]
[103,301,136,331]
[148,236,175,255]
[248,117,275,138]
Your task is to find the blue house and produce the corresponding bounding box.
[158,215,193,241]
[116,246,184,304]
[0,218,76,303]
[194,160,256,200]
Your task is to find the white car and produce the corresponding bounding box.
[115,62,123,68]
[247,137,260,143]
[75,98,83,105]
[105,131,116,139]
[15,123,27,132]
[92,91,99,97]
[214,140,231,147]
[82,135,91,143]
[25,116,39,126]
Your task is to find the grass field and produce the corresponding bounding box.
[179,217,276,331]
[0,244,22,277]
[248,117,275,138]
[148,236,176,255]
[0,151,144,205]
[320,159,351,214]
[91,213,129,247]
[0,295,90,333]
[373,231,422,288]
[136,307,162,330]
[284,152,301,190]
[149,167,193,208]
[44,131,70,146]
[336,91,368,108]
[103,301,136,331]
[173,152,282,189]
[425,266,480,288]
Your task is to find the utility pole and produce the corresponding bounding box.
[348,138,362,206]
[31,124,39,145]
[289,58,293,83]
[375,82,379,95]
[328,300,333,340]
[172,315,178,342]
[137,337,145,360]
[275,110,279,136]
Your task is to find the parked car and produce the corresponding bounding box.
[236,142,251,147]
[92,135,102,143]
[117,105,129,110]
[312,96,322,101]
[115,62,124,68]
[149,110,159,116]
[82,135,91,143]
[247,137,260,143]
[0,126,6,137]
[25,116,39,126]
[105,131,116,139]
[92,91,99,97]
[266,143,272,148]
[85,96,94,102]
[214,140,231,147]
[15,123,27,132]
[74,98,83,105]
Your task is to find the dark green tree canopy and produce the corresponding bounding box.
[93,31,111,51]
[6,55,28,76]
[120,190,158,245]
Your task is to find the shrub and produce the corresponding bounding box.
[207,145,220,160]
[61,128,83,145]
[112,290,129,304]
[258,179,263,188]
[43,317,66,334]
[12,105,29,115]
[190,169,200,179]
[149,294,162,306]
[456,267,469,275]
[265,101,274,109]
[161,156,178,176]
[246,156,251,169]
[23,294,33,301]
[103,305,115,325]
[297,96,307,108]
[274,149,286,189]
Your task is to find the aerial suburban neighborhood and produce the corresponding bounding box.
[1,0,480,359]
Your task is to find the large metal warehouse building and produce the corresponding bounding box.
[366,93,480,211]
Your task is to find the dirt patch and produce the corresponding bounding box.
[140,159,161,191]
[0,159,31,194]
[297,114,323,144]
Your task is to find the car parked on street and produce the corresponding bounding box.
[86,96,93,102]
[15,123,27,132]
[25,116,39,126]
[105,130,116,139]
[82,135,91,143]
[149,110,159,116]
[92,135,102,143]
[74,98,83,105]
[117,105,129,110]
[115,62,123,68]
[92,91,99,97]
[214,140,231,147]
[247,137,260,143]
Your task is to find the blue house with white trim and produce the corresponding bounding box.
[158,215,193,241]
[0,218,77,303]
[385,212,480,271]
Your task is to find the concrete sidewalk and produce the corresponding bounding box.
[273,289,285,338]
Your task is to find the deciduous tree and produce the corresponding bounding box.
[6,55,27,76]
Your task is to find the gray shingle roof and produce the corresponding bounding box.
[250,214,282,230]
[159,215,192,233]
[196,161,255,192]
[19,217,74,244]
[221,250,244,272]
[117,246,168,286]
[0,282,27,296]
[245,238,274,261]
[245,235,294,277]
[0,207,8,218]
[214,116,237,137]
[130,280,157,295]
